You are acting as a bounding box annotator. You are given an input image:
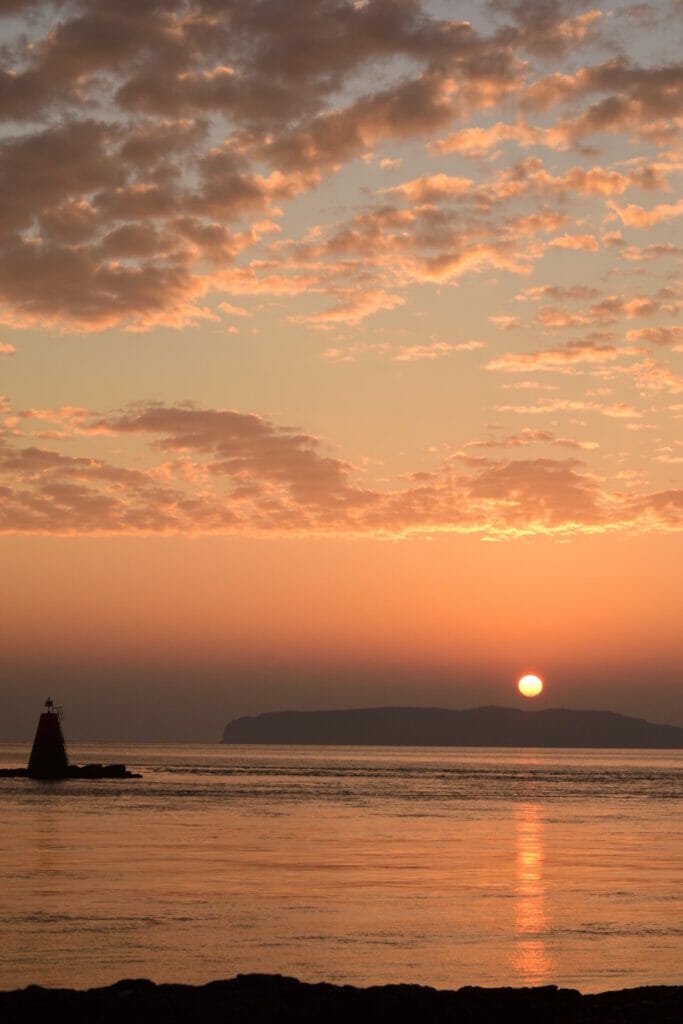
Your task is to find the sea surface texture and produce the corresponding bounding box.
[0,743,680,992]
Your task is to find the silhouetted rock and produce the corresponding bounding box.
[0,975,680,1023]
[67,765,142,778]
[222,705,683,748]
[67,763,142,779]
[0,765,141,779]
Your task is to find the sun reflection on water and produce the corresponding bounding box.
[512,802,553,984]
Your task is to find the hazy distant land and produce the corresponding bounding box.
[223,706,683,748]
[1,975,681,1023]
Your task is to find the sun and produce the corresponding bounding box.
[518,674,543,698]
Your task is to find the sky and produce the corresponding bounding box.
[0,0,681,740]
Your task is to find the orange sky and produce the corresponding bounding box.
[0,1,681,737]
[2,530,681,738]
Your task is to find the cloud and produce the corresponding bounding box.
[521,57,683,121]
[454,340,486,351]
[321,338,479,363]
[489,315,521,331]
[466,457,603,527]
[626,327,683,347]
[488,4,604,58]
[91,406,364,508]
[1,0,677,338]
[627,358,683,395]
[1,401,680,538]
[0,120,123,236]
[482,156,668,201]
[518,284,600,302]
[393,341,454,362]
[625,489,683,528]
[518,62,683,151]
[218,302,251,318]
[587,294,662,321]
[515,290,671,334]
[466,428,599,451]
[607,198,683,228]
[0,0,529,332]
[382,174,473,202]
[620,242,683,261]
[0,236,210,331]
[495,397,643,419]
[431,120,540,157]
[486,340,621,372]
[0,342,15,356]
[302,288,405,327]
[548,233,599,251]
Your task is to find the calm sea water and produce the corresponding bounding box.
[0,743,680,993]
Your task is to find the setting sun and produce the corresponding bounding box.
[518,675,544,698]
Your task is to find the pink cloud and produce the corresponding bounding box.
[626,327,683,347]
[486,341,621,373]
[301,289,405,327]
[1,401,680,538]
[548,234,599,252]
[454,340,486,351]
[607,198,683,228]
[383,174,473,202]
[431,120,539,158]
[393,341,454,362]
[466,428,599,451]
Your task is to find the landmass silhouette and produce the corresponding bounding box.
[222,706,683,748]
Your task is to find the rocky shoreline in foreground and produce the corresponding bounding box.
[1,974,681,1023]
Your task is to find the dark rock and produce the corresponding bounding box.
[66,764,142,779]
[0,975,680,1024]
[1,764,141,780]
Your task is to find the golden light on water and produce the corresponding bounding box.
[518,674,543,698]
[512,803,552,984]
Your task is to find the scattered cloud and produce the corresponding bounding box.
[607,199,683,228]
[382,174,473,202]
[454,340,486,352]
[393,341,454,362]
[466,428,599,451]
[626,326,683,348]
[486,340,622,373]
[1,401,680,538]
[548,234,599,252]
[0,0,678,336]
[0,0,680,547]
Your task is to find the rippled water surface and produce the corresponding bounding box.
[0,743,680,992]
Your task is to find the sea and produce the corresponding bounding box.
[0,743,680,993]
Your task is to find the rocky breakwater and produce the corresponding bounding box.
[0,763,141,779]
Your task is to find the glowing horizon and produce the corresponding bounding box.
[0,1,681,738]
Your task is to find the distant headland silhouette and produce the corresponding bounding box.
[222,706,683,749]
